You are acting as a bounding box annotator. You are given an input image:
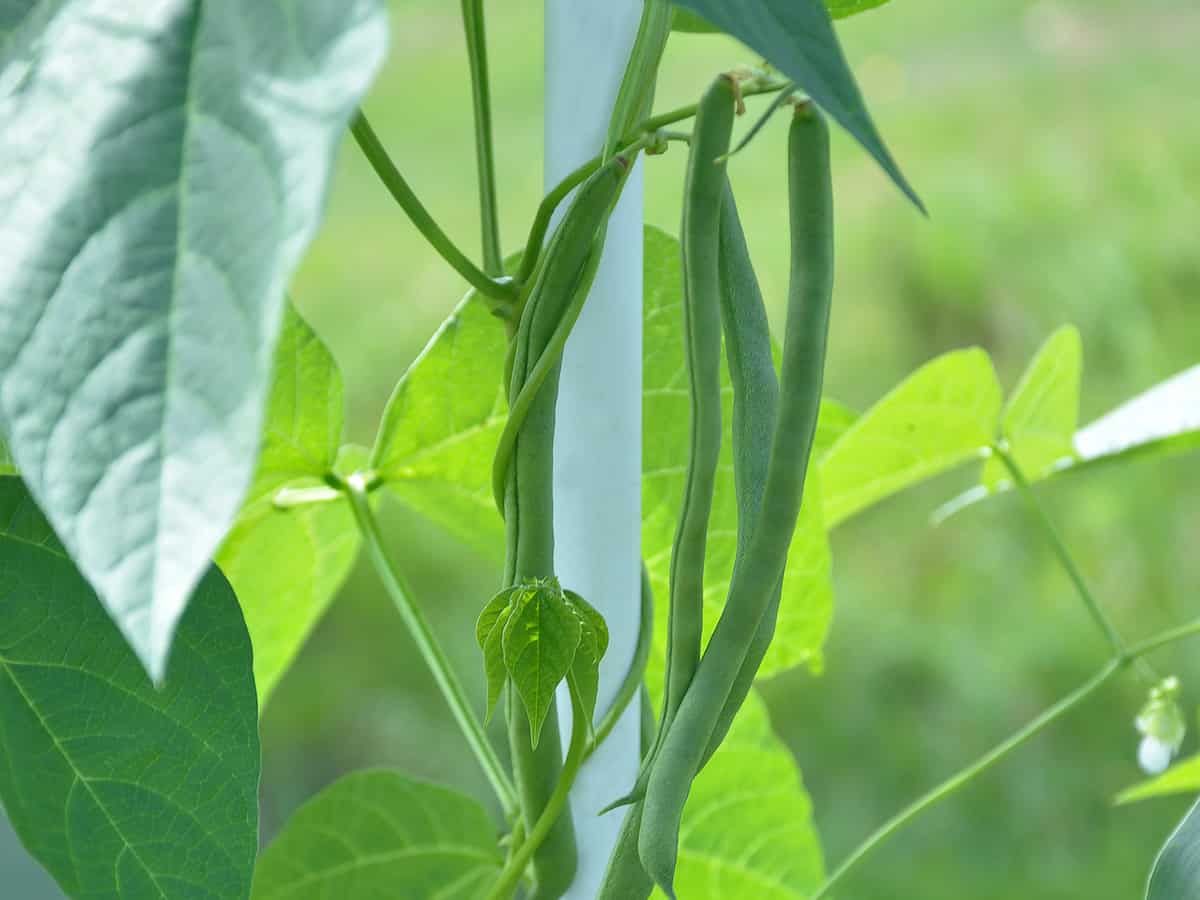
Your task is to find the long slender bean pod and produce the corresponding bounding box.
[639,102,834,896]
[660,75,736,743]
[699,183,784,766]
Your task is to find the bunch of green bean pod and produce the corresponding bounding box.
[636,101,834,896]
[499,154,630,899]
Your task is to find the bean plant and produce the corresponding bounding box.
[0,1,1197,898]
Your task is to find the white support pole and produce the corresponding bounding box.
[546,2,644,896]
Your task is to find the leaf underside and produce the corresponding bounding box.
[0,0,387,679]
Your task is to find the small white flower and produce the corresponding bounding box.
[1139,734,1174,775]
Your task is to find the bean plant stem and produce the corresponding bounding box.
[516,78,791,286]
[810,616,1200,899]
[992,445,1127,657]
[350,112,516,305]
[488,688,590,900]
[343,475,518,816]
[460,0,503,275]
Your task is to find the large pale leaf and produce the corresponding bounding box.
[670,0,919,207]
[216,304,359,708]
[652,692,825,898]
[252,770,502,900]
[0,1,387,679]
[1117,756,1200,806]
[643,226,833,687]
[1147,798,1200,900]
[370,291,509,559]
[0,477,259,899]
[982,325,1082,489]
[820,348,1003,527]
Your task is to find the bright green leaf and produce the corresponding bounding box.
[216,304,360,708]
[820,348,1003,527]
[643,227,833,686]
[0,477,259,899]
[476,588,517,721]
[939,363,1200,520]
[1147,798,1200,900]
[252,770,502,900]
[655,692,825,898]
[564,590,610,726]
[0,2,387,679]
[671,7,718,31]
[482,604,513,722]
[982,325,1082,489]
[370,290,509,560]
[670,0,919,207]
[502,583,582,746]
[1117,755,1200,806]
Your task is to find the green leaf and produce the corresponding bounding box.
[370,290,509,560]
[0,476,259,899]
[674,0,891,30]
[476,588,517,721]
[643,227,833,685]
[502,582,582,746]
[938,363,1200,520]
[826,0,891,18]
[670,0,919,208]
[655,693,825,898]
[1117,755,1200,806]
[820,348,1003,527]
[0,2,387,679]
[216,304,360,708]
[982,325,1082,489]
[1147,798,1200,900]
[252,770,502,900]
[564,590,610,726]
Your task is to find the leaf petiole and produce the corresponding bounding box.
[341,472,518,817]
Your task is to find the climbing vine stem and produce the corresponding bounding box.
[811,616,1200,899]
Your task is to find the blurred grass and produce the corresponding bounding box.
[261,2,1200,899]
[12,0,1196,897]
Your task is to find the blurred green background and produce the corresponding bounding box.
[6,0,1199,896]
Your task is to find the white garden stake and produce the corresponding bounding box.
[546,1,645,895]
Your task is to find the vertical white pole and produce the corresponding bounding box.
[545,2,643,896]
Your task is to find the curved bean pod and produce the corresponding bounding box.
[660,74,735,742]
[639,102,834,896]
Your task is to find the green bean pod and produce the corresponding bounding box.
[660,74,735,742]
[500,153,630,900]
[638,102,834,896]
[698,182,783,766]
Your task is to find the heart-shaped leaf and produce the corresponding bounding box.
[0,477,260,899]
[252,770,502,900]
